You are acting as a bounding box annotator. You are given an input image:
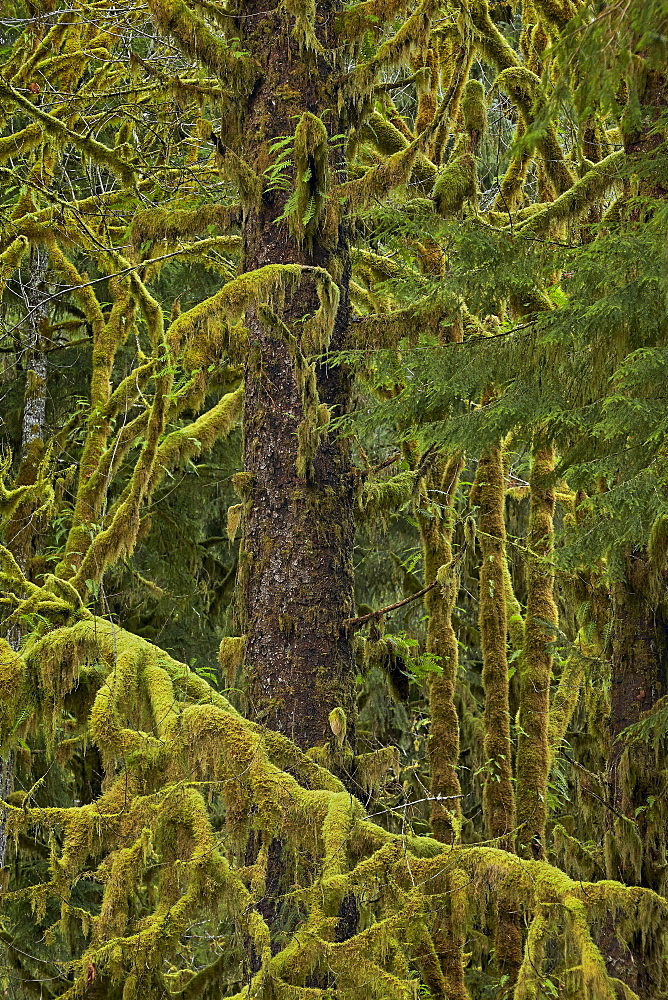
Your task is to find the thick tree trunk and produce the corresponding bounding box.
[1,245,49,868]
[606,552,667,890]
[238,8,355,749]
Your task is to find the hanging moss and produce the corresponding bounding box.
[0,235,29,299]
[0,79,136,186]
[227,503,243,543]
[495,67,575,196]
[519,149,624,234]
[144,0,258,90]
[467,0,519,70]
[171,264,340,360]
[129,205,240,250]
[218,636,245,682]
[472,445,515,848]
[358,469,416,523]
[291,112,332,247]
[0,640,25,751]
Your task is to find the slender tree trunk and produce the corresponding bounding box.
[419,453,464,844]
[516,438,556,860]
[237,5,356,750]
[416,453,469,1000]
[472,444,522,989]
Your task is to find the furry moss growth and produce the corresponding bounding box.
[461,78,487,139]
[495,67,575,195]
[2,608,667,1000]
[144,0,258,90]
[218,636,245,681]
[227,503,243,542]
[417,453,464,846]
[0,640,25,750]
[519,149,624,234]
[172,264,339,361]
[467,0,519,71]
[0,235,29,298]
[129,206,240,250]
[433,149,477,218]
[291,112,332,246]
[358,469,416,524]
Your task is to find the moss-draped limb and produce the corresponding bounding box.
[495,67,575,197]
[465,0,520,72]
[0,236,29,299]
[6,603,668,998]
[517,149,624,234]
[547,632,596,772]
[67,285,172,592]
[335,0,415,41]
[350,0,438,99]
[516,439,557,860]
[0,79,136,186]
[55,264,133,580]
[144,0,259,90]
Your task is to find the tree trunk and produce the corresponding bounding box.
[0,244,49,868]
[416,452,469,1000]
[472,444,522,990]
[516,438,556,861]
[237,6,356,750]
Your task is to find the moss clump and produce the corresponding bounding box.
[0,640,25,750]
[0,236,29,298]
[218,636,245,681]
[461,78,487,138]
[433,151,477,217]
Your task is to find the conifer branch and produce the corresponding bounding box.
[344,580,437,629]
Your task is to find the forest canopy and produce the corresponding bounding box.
[1,0,668,998]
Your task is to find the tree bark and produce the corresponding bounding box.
[237,9,356,748]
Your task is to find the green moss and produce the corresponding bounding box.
[0,640,25,750]
[143,0,258,89]
[0,236,29,298]
[227,503,243,542]
[291,112,331,247]
[461,78,487,137]
[433,151,477,218]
